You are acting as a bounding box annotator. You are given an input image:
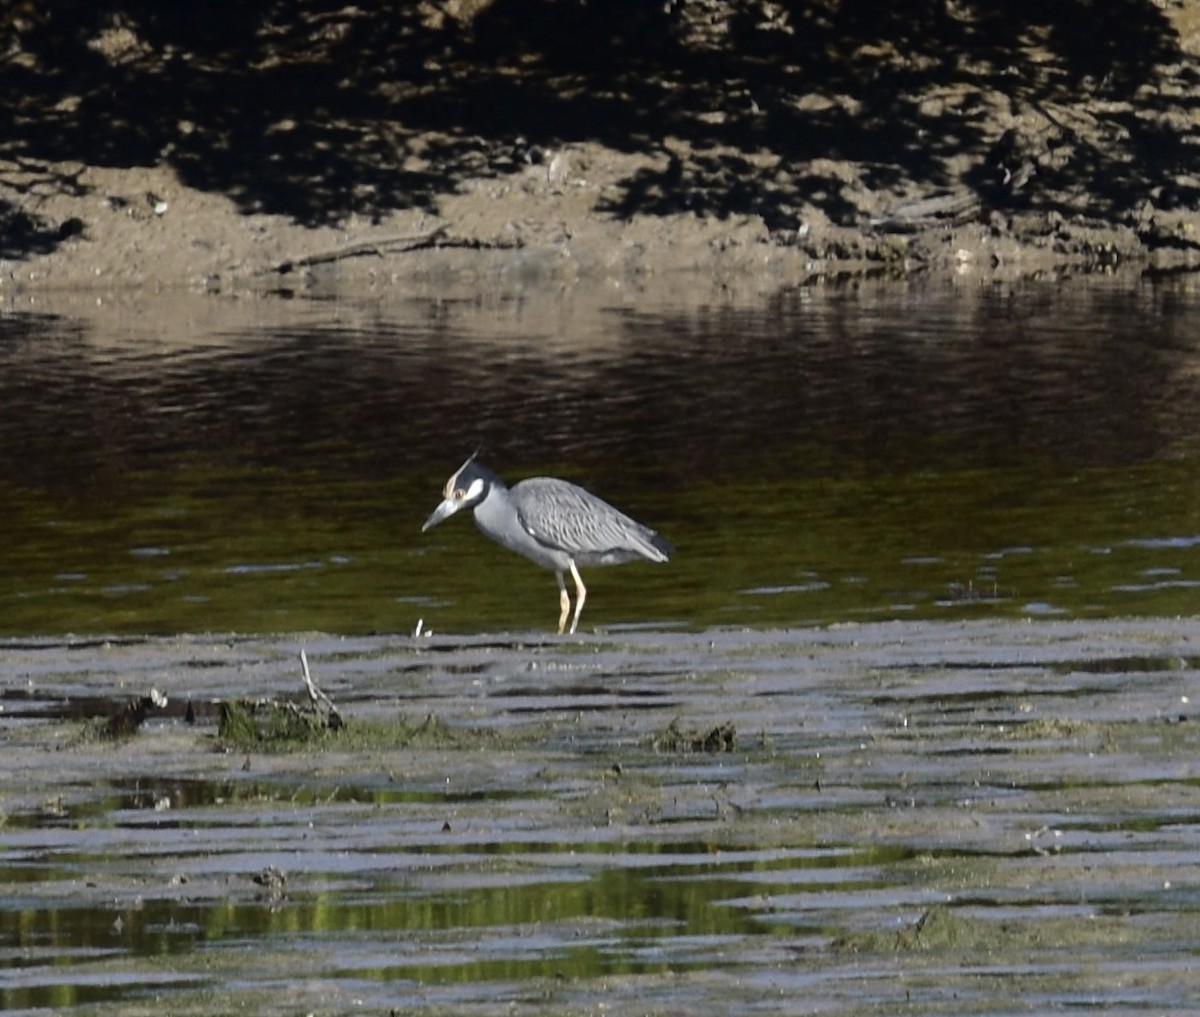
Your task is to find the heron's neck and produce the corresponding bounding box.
[473,482,530,554]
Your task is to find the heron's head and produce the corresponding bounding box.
[421,453,497,531]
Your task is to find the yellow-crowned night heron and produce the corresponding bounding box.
[422,454,672,633]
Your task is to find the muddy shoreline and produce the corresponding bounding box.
[4,140,1199,302]
[5,3,1200,297]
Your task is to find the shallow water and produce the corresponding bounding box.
[3,277,1200,635]
[1,620,1199,1015]
[3,277,1200,1014]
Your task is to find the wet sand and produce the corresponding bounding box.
[2,618,1198,1015]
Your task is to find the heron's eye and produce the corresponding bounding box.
[453,488,466,501]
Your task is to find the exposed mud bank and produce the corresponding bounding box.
[4,134,1199,301]
[2,618,1199,1015]
[4,3,1200,297]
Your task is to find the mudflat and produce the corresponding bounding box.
[2,618,1198,1014]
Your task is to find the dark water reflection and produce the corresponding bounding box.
[2,278,1200,634]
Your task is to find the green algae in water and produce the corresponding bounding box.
[217,700,466,752]
[833,903,1147,955]
[651,717,738,753]
[217,698,330,747]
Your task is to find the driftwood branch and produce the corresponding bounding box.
[300,648,343,729]
[261,225,449,275]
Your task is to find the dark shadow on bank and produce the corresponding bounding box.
[0,0,1193,257]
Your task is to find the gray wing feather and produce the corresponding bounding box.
[512,478,669,562]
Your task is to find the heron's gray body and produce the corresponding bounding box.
[422,455,671,633]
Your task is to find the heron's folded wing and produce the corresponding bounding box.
[514,478,666,561]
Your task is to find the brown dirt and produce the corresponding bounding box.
[3,1,1200,297]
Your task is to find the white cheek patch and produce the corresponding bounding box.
[465,477,486,501]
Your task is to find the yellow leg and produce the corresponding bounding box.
[555,572,570,634]
[568,561,587,634]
